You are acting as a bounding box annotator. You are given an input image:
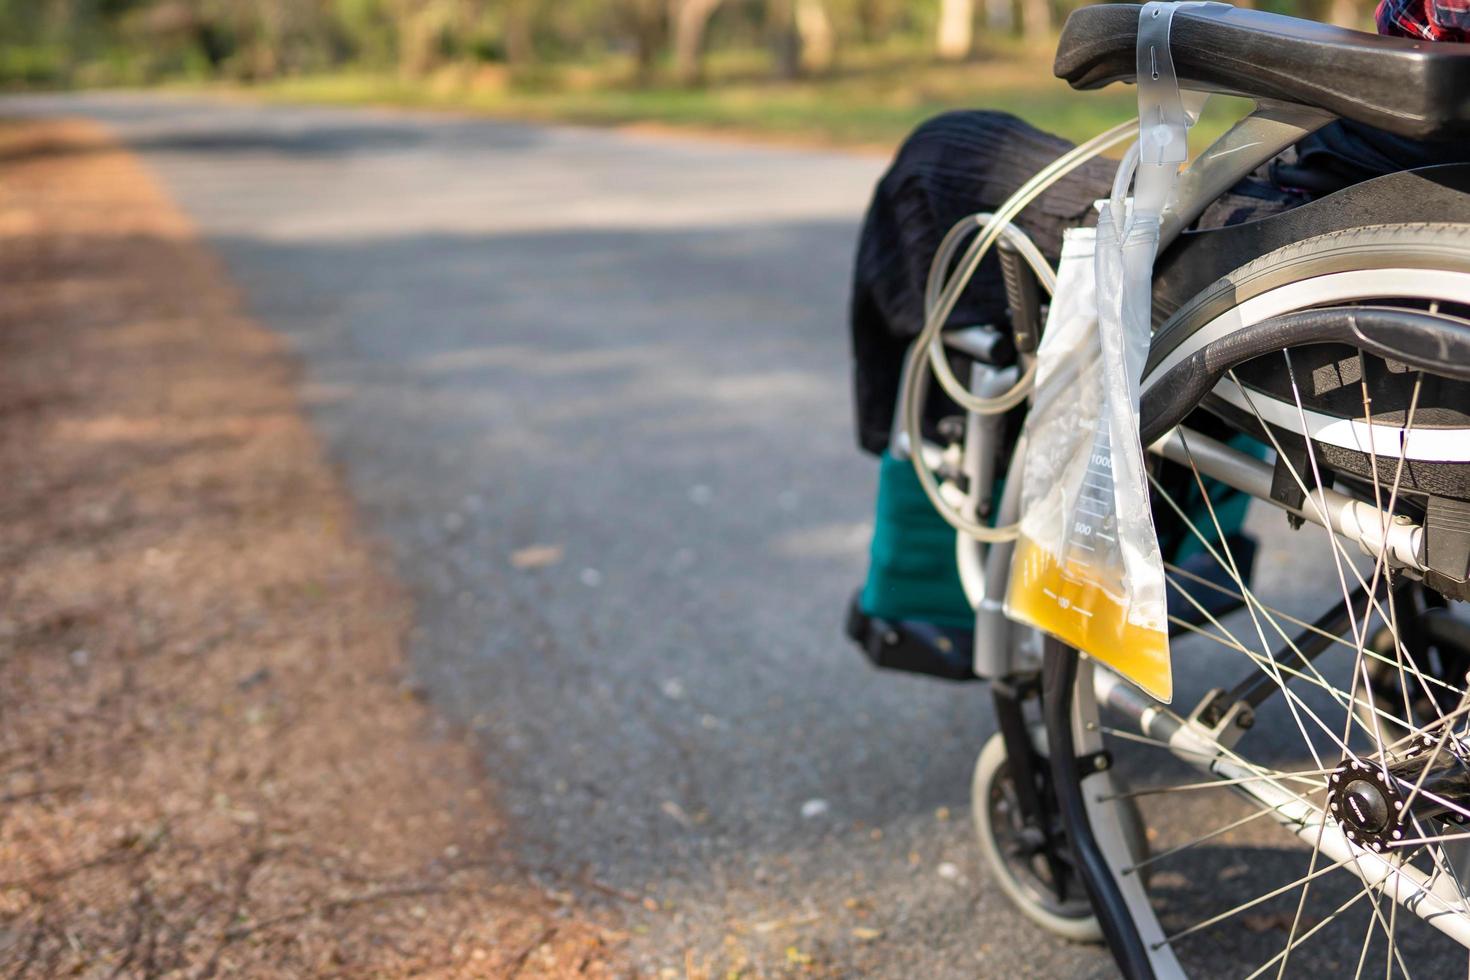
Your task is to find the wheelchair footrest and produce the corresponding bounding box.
[845,593,979,682]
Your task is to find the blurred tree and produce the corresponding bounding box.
[768,0,836,78]
[797,0,835,71]
[768,0,800,77]
[617,0,666,81]
[333,0,397,66]
[935,0,974,59]
[127,1,220,76]
[168,0,340,79]
[986,0,1012,33]
[852,0,901,42]
[502,0,537,72]
[0,0,1382,92]
[391,0,475,75]
[1021,0,1050,40]
[672,0,723,84]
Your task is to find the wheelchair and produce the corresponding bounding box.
[847,4,1470,976]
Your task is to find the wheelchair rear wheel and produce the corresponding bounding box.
[1046,223,1470,977]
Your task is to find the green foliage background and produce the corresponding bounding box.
[0,0,1368,145]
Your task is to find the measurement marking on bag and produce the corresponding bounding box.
[1040,588,1095,618]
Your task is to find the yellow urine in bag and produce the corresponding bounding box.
[1006,537,1173,703]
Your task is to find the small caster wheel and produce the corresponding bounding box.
[972,729,1147,942]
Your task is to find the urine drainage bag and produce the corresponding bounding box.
[1005,1,1208,703]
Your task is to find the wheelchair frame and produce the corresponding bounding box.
[879,96,1470,976]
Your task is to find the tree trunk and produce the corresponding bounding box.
[768,0,801,80]
[1020,0,1050,41]
[504,0,536,75]
[796,0,834,73]
[672,0,722,86]
[936,0,974,60]
[855,0,889,42]
[984,0,1013,35]
[629,0,665,83]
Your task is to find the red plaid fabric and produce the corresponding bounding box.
[1376,0,1470,41]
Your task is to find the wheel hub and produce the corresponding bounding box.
[1340,779,1390,834]
[1329,733,1470,852]
[1329,761,1407,851]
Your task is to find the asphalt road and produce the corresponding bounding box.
[7,93,1453,978]
[2,91,1098,978]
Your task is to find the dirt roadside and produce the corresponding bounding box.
[0,118,619,977]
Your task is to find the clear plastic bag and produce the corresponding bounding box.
[1004,211,1172,702]
[1005,1,1200,702]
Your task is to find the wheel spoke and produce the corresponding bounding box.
[1399,717,1470,821]
[1415,814,1470,917]
[1097,768,1330,801]
[1353,894,1378,980]
[1171,430,1335,776]
[1278,802,1332,978]
[1389,829,1470,848]
[1242,879,1375,980]
[1348,850,1413,980]
[1060,262,1470,974]
[1162,563,1464,701]
[1122,802,1294,876]
[1164,604,1419,740]
[1271,350,1408,977]
[1380,699,1470,757]
[1282,352,1387,745]
[1357,366,1439,734]
[1095,723,1228,762]
[1157,855,1356,948]
[1356,354,1424,749]
[1149,470,1363,762]
[1244,844,1433,980]
[1224,368,1440,743]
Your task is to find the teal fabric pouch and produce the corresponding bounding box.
[858,451,974,629]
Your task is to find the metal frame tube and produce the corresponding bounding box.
[1150,426,1427,573]
[971,442,1027,679]
[1159,100,1335,250]
[1093,666,1470,950]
